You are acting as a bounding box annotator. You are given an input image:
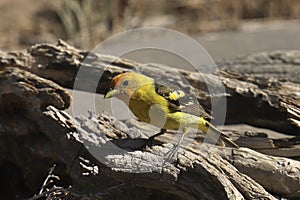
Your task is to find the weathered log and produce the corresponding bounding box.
[0,67,72,198]
[221,128,300,160]
[43,106,300,199]
[0,40,299,135]
[214,147,300,199]
[0,67,70,115]
[217,50,300,84]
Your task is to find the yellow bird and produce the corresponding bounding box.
[104,72,238,148]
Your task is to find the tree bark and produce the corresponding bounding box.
[217,50,300,84]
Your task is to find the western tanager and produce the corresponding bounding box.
[104,72,238,148]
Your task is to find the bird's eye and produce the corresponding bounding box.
[122,80,129,86]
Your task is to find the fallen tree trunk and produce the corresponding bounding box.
[0,40,299,135]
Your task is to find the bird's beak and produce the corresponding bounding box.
[104,89,119,99]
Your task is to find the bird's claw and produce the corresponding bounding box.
[161,143,181,168]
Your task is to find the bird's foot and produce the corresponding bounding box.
[161,132,185,168]
[161,143,180,167]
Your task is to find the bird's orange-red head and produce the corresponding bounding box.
[104,72,153,99]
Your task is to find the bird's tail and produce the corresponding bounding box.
[219,132,239,148]
[204,121,239,148]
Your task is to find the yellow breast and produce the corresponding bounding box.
[128,84,175,129]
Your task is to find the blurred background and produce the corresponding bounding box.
[1,0,300,60]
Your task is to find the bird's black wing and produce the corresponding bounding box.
[154,83,212,120]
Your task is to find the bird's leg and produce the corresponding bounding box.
[161,128,187,168]
[143,129,167,148]
[149,129,167,140]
